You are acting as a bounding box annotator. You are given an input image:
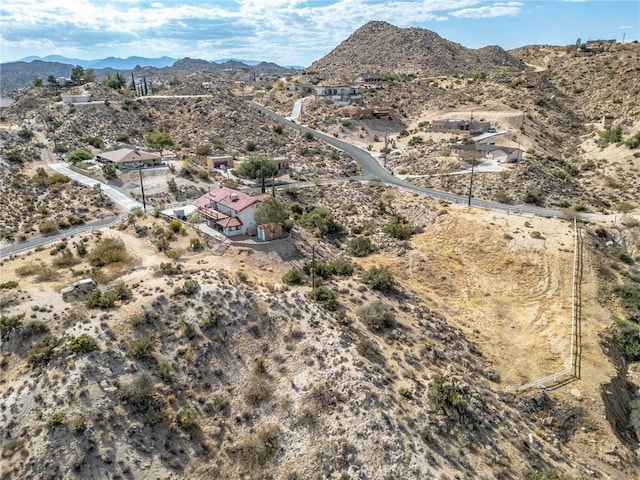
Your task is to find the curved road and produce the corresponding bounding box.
[249,101,570,219]
[0,215,124,258]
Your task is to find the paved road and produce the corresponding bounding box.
[48,163,143,210]
[0,215,123,258]
[249,102,569,218]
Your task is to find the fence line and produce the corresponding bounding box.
[506,218,580,392]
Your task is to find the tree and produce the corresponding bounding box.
[254,197,288,227]
[70,65,85,84]
[234,154,278,193]
[84,68,96,83]
[104,73,125,89]
[146,132,174,150]
[33,77,43,88]
[47,75,58,89]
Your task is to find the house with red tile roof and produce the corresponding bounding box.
[193,186,268,237]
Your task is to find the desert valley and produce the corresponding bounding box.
[1,21,639,480]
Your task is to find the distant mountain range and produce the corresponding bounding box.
[16,55,304,71]
[0,56,304,89]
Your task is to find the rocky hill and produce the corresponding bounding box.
[1,23,640,480]
[306,21,525,82]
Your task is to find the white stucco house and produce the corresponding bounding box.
[193,186,268,237]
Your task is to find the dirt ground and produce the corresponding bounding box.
[354,206,623,456]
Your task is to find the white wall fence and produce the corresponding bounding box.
[506,218,580,392]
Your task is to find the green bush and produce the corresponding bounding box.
[182,279,200,296]
[87,237,129,267]
[146,131,174,149]
[383,221,414,240]
[299,207,346,237]
[86,283,131,309]
[358,301,395,331]
[609,247,634,265]
[0,281,18,290]
[176,408,197,430]
[613,283,640,322]
[27,335,59,367]
[120,372,155,407]
[309,286,338,311]
[625,131,640,149]
[282,269,304,285]
[69,334,98,353]
[614,318,640,361]
[428,372,463,417]
[362,266,395,292]
[331,258,355,276]
[127,337,155,360]
[46,412,65,430]
[1,313,24,339]
[67,149,93,165]
[347,236,376,257]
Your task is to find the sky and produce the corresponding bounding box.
[1,0,638,67]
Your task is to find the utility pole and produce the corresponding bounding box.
[467,160,475,207]
[311,245,316,291]
[138,165,147,212]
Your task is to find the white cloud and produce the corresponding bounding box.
[451,1,522,19]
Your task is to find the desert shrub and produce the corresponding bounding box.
[613,283,640,321]
[331,258,355,276]
[493,190,512,204]
[282,269,304,285]
[309,286,338,311]
[523,190,544,206]
[46,412,65,430]
[68,333,98,353]
[67,149,92,165]
[38,219,58,235]
[625,131,640,149]
[347,236,376,257]
[87,237,129,267]
[356,338,381,360]
[189,237,202,250]
[304,262,334,279]
[182,279,200,296]
[1,313,24,339]
[146,131,174,149]
[383,221,414,240]
[86,136,104,148]
[362,266,395,292]
[299,207,346,237]
[168,219,182,233]
[229,423,281,468]
[69,417,86,434]
[530,231,543,239]
[428,372,464,417]
[244,376,274,406]
[598,125,623,147]
[609,247,634,265]
[159,262,181,275]
[614,318,640,361]
[86,283,131,309]
[176,408,197,430]
[200,308,220,330]
[0,281,18,290]
[127,337,155,360]
[47,173,71,186]
[120,372,155,407]
[26,335,59,367]
[182,322,197,340]
[15,262,42,276]
[358,301,395,331]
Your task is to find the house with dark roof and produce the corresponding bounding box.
[96,148,162,169]
[193,186,268,237]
